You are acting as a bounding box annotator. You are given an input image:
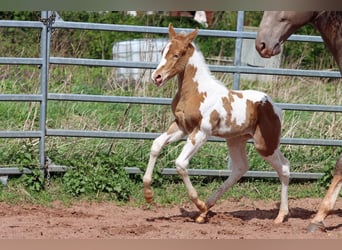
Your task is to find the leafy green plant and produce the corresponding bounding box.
[62,152,133,201]
[19,168,45,192]
[62,168,88,196]
[318,161,335,190]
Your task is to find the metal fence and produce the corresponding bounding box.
[0,11,341,181]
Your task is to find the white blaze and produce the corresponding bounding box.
[152,42,171,81]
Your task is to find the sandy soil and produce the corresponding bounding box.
[0,197,341,239]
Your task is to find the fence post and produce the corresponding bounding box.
[232,11,244,90]
[39,11,51,173]
[228,11,245,170]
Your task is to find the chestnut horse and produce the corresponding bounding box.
[143,24,291,224]
[256,11,342,232]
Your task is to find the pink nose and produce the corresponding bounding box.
[154,75,163,86]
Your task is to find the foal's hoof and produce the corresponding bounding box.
[144,190,154,204]
[145,197,153,204]
[195,214,207,224]
[273,212,289,224]
[195,210,209,224]
[307,222,326,233]
[274,216,284,224]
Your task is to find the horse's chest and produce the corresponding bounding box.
[172,97,203,133]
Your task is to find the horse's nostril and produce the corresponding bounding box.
[154,74,163,85]
[259,42,266,50]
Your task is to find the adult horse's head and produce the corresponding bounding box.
[256,11,316,58]
[151,23,198,87]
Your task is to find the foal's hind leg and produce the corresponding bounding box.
[143,122,185,203]
[260,149,290,224]
[198,137,250,223]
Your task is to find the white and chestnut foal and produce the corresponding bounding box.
[143,24,291,224]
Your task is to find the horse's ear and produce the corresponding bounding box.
[186,27,198,43]
[168,23,176,39]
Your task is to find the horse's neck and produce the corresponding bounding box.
[312,11,342,72]
[175,49,226,104]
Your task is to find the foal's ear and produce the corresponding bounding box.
[168,23,176,39]
[186,28,198,43]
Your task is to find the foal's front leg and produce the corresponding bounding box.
[175,129,209,223]
[143,122,185,203]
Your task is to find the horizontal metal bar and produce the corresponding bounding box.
[277,103,342,112]
[47,94,342,113]
[0,165,324,180]
[54,22,254,38]
[46,129,159,139]
[52,22,324,42]
[45,129,342,146]
[0,131,42,138]
[211,65,341,78]
[124,167,324,180]
[50,57,341,78]
[0,165,68,175]
[48,93,171,105]
[0,57,42,65]
[280,138,342,146]
[0,94,43,102]
[0,20,42,28]
[50,57,157,68]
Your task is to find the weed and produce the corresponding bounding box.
[62,152,133,202]
[19,168,45,192]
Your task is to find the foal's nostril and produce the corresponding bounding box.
[259,42,266,51]
[155,75,162,81]
[154,74,163,85]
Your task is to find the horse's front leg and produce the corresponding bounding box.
[307,154,342,232]
[143,122,185,203]
[175,129,209,223]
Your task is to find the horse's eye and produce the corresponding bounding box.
[174,54,179,59]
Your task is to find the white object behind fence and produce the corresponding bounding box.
[113,38,168,83]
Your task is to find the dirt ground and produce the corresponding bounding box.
[0,197,341,239]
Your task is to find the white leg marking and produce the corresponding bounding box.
[143,122,185,203]
[175,130,208,214]
[262,149,290,223]
[206,138,249,208]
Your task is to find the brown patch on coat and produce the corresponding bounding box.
[253,100,281,157]
[221,92,258,136]
[209,109,220,132]
[188,127,200,145]
[230,90,243,99]
[172,63,206,134]
[221,96,233,128]
[166,121,180,135]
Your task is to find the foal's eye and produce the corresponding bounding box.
[174,54,179,59]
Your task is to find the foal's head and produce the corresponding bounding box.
[152,23,198,87]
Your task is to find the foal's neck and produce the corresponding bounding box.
[179,48,215,85]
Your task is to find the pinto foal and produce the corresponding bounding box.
[143,24,291,224]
